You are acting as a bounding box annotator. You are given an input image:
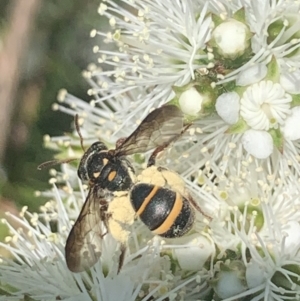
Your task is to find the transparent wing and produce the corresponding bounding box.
[115,104,184,156]
[65,186,108,272]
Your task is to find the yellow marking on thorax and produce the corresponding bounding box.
[93,172,100,178]
[136,185,159,216]
[153,192,183,235]
[103,158,108,165]
[108,170,117,181]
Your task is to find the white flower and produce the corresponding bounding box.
[212,77,300,160]
[92,0,212,106]
[86,0,300,166]
[240,81,292,131]
[204,169,300,300]
[5,0,300,300]
[214,1,300,86]
[0,206,81,300]
[229,202,300,301]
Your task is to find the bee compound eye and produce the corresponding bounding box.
[78,167,89,181]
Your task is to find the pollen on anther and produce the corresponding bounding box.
[109,17,116,27]
[57,89,67,102]
[201,147,208,153]
[90,29,97,38]
[5,236,12,243]
[228,142,236,149]
[219,190,228,200]
[43,135,51,143]
[52,104,59,111]
[49,178,57,184]
[251,198,260,206]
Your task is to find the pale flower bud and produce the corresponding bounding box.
[178,87,203,116]
[212,19,251,59]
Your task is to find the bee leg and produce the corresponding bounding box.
[147,123,193,167]
[99,200,112,231]
[117,243,126,274]
[187,193,212,221]
[147,144,167,167]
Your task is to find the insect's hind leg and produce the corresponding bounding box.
[187,193,212,221]
[117,243,126,274]
[147,123,192,167]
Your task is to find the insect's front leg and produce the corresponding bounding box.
[99,199,111,235]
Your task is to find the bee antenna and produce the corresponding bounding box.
[37,158,77,170]
[75,114,85,152]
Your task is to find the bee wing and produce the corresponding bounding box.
[115,104,184,156]
[65,186,108,272]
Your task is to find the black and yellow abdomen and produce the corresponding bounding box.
[130,183,194,238]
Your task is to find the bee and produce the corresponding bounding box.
[65,104,187,273]
[129,139,211,239]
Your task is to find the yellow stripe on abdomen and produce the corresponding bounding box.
[153,192,183,235]
[136,185,159,216]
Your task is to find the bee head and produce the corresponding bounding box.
[77,141,108,182]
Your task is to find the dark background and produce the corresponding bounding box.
[0,0,103,232]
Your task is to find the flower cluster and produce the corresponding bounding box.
[1,0,300,300]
